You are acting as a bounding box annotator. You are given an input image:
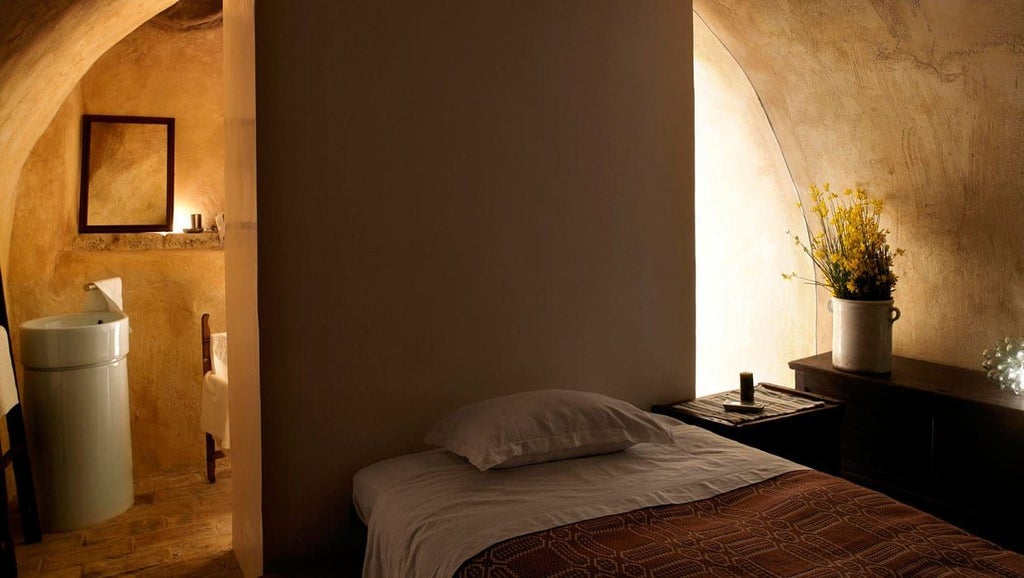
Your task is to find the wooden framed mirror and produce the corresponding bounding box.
[79,114,175,233]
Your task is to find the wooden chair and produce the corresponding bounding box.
[1,405,42,576]
[0,272,41,576]
[201,313,226,483]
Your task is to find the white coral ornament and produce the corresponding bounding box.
[982,337,1024,395]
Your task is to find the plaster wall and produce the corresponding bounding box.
[253,1,695,571]
[696,0,1024,369]
[223,0,262,575]
[693,13,816,394]
[8,21,226,478]
[0,0,175,272]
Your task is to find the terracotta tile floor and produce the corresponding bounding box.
[13,459,241,577]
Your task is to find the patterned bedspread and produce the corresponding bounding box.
[456,470,1024,577]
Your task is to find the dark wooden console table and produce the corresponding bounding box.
[790,353,1024,553]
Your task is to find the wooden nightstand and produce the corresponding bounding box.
[790,353,1024,553]
[652,383,845,476]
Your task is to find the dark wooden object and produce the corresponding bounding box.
[791,353,1024,553]
[0,268,41,577]
[201,313,225,483]
[652,383,845,476]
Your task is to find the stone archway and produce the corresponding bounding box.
[0,0,176,270]
[694,0,1024,367]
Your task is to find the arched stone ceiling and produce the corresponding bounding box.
[0,0,176,270]
[695,0,1024,366]
[696,1,1024,198]
[151,0,223,31]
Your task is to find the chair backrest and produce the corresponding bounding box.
[0,267,41,575]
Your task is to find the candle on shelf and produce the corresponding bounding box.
[740,372,754,403]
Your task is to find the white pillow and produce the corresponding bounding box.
[424,389,674,471]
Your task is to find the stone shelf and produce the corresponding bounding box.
[73,232,223,251]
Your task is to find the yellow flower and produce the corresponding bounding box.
[783,183,903,300]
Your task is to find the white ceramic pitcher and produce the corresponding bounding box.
[829,297,900,373]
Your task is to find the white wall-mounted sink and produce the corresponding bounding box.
[20,311,129,369]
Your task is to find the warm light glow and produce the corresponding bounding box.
[693,13,815,396]
[173,204,197,232]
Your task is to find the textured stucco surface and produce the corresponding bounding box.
[694,13,816,394]
[696,0,1024,369]
[8,21,226,478]
[0,0,175,271]
[79,22,226,230]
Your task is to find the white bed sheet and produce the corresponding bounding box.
[354,415,806,578]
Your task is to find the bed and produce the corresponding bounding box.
[353,390,1024,577]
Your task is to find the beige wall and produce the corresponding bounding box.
[0,0,175,272]
[696,0,1024,370]
[80,22,225,230]
[693,13,815,394]
[8,21,225,478]
[223,0,261,575]
[252,1,695,571]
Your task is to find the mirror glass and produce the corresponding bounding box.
[79,115,174,233]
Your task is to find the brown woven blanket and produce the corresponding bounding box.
[456,470,1024,577]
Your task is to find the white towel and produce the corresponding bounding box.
[211,332,228,381]
[0,327,19,416]
[201,371,230,449]
[83,277,124,315]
